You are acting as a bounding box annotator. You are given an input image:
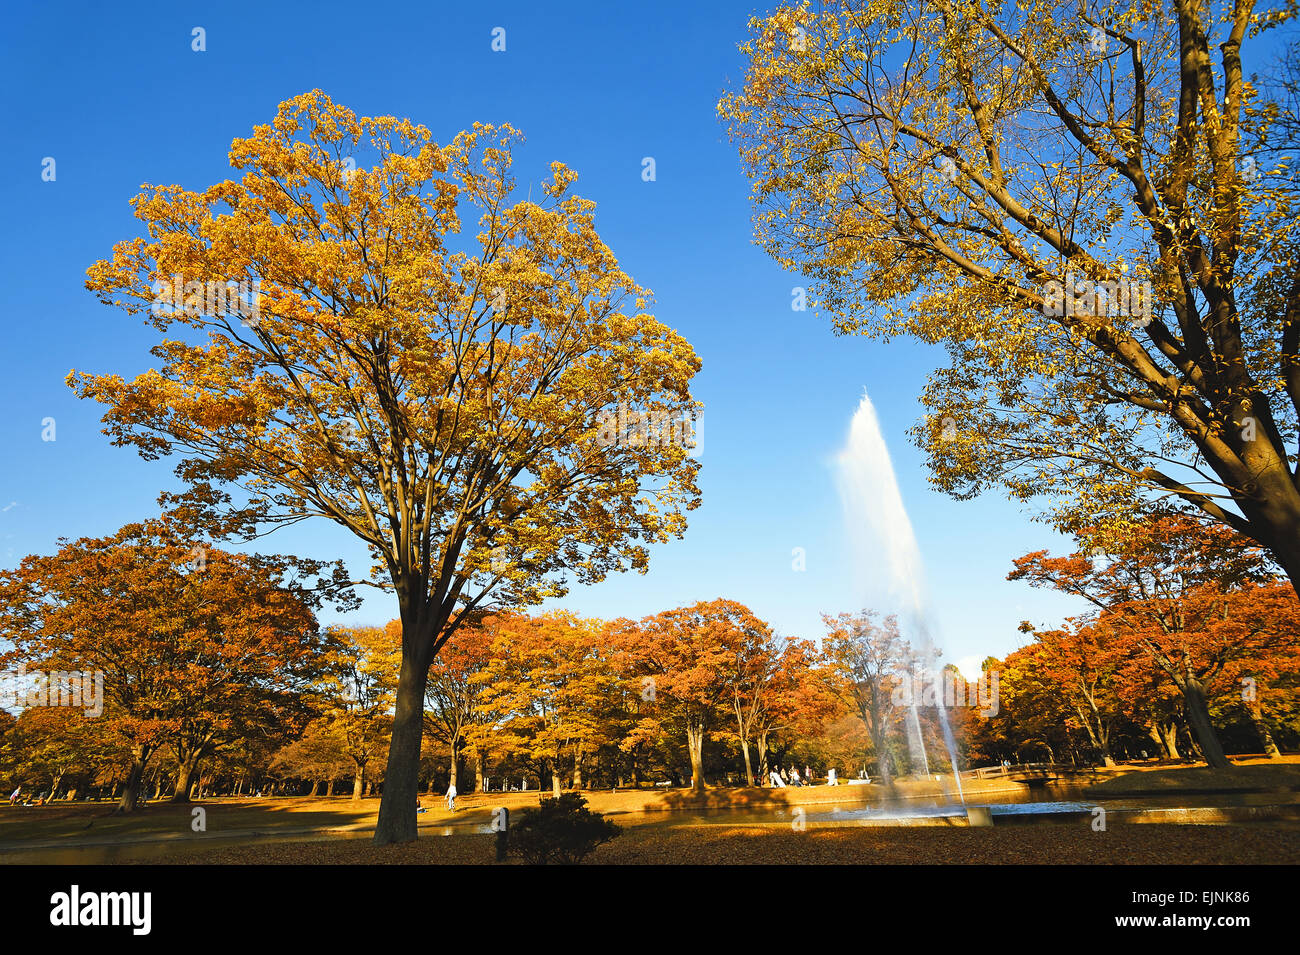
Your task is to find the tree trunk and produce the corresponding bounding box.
[686,721,705,792]
[116,753,146,814]
[551,761,562,798]
[171,754,201,803]
[757,732,769,781]
[871,728,893,786]
[1180,679,1229,769]
[352,765,365,802]
[740,738,755,786]
[374,644,431,845]
[1079,710,1117,767]
[1151,720,1181,759]
[475,750,486,793]
[1248,703,1282,758]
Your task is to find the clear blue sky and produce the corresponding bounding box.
[0,0,1093,671]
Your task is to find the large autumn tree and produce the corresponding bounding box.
[617,599,774,792]
[473,612,618,797]
[0,514,348,811]
[1024,619,1129,766]
[821,611,910,784]
[75,92,702,843]
[721,0,1300,591]
[1010,515,1300,766]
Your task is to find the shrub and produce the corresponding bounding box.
[509,792,622,865]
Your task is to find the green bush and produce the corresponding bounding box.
[509,793,622,865]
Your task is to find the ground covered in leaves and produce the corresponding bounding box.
[138,822,1300,865]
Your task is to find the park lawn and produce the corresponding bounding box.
[135,821,1300,865]
[0,797,378,845]
[5,758,1297,849]
[0,780,1017,847]
[1084,755,1300,796]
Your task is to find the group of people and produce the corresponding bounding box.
[8,786,47,806]
[767,765,815,788]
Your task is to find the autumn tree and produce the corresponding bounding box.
[1026,619,1129,766]
[0,707,120,800]
[271,720,355,795]
[617,600,773,792]
[0,514,348,811]
[723,631,816,786]
[821,611,911,784]
[721,0,1300,591]
[423,616,496,792]
[75,92,702,843]
[747,638,836,781]
[1010,515,1300,766]
[982,645,1078,763]
[474,613,618,797]
[320,625,399,800]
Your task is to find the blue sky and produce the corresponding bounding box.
[0,0,1098,671]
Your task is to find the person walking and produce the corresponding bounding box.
[445,781,457,813]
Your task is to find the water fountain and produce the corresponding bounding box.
[833,390,967,811]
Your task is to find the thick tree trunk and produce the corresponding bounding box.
[1248,703,1282,758]
[686,722,705,792]
[475,750,486,793]
[740,739,755,786]
[1180,679,1229,769]
[374,645,432,846]
[171,754,201,803]
[117,754,146,814]
[757,733,769,780]
[551,762,562,798]
[871,728,893,786]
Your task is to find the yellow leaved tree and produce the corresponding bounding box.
[74,92,701,844]
[720,0,1300,589]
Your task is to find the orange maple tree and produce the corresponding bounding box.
[1010,515,1300,767]
[615,599,775,792]
[0,513,351,811]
